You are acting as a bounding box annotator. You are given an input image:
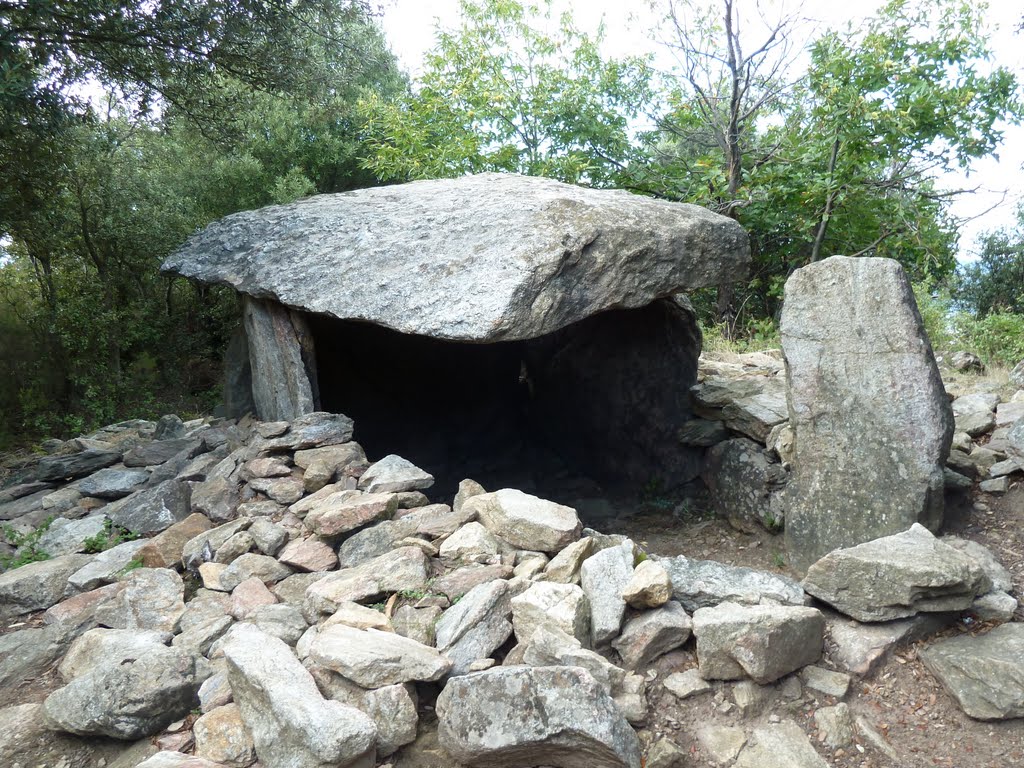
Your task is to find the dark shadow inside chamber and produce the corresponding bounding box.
[308,298,704,504]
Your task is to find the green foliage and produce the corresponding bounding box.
[912,284,956,354]
[0,516,54,570]
[115,556,145,578]
[956,207,1024,316]
[82,518,139,554]
[953,312,1024,367]
[359,0,653,185]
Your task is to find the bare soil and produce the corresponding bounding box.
[611,482,1024,768]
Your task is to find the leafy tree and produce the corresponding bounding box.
[359,0,654,186]
[956,206,1024,316]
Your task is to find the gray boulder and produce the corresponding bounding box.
[223,625,376,768]
[921,623,1024,720]
[436,665,642,768]
[76,467,149,499]
[358,454,434,493]
[93,567,186,633]
[692,601,824,683]
[34,448,121,482]
[611,601,692,671]
[657,555,805,612]
[702,438,787,532]
[241,296,317,422]
[105,479,192,535]
[42,645,203,739]
[780,256,952,574]
[465,488,581,553]
[0,554,93,620]
[58,628,171,682]
[802,524,990,622]
[1008,417,1024,465]
[163,173,749,343]
[309,625,452,687]
[434,579,514,676]
[580,540,635,646]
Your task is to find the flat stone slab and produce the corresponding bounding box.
[921,623,1024,720]
[163,173,749,342]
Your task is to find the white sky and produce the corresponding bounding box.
[378,0,1024,263]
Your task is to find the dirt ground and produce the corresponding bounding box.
[605,482,1024,768]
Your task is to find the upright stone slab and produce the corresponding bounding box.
[780,256,952,574]
[242,296,318,422]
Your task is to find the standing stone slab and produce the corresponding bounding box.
[223,625,376,768]
[580,540,635,646]
[242,295,317,422]
[436,666,642,768]
[781,256,953,574]
[920,623,1024,720]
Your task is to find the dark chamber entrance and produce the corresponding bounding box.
[308,298,703,503]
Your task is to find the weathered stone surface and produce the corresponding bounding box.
[240,295,317,422]
[435,579,513,676]
[621,560,672,609]
[261,412,355,452]
[702,438,786,533]
[921,623,1024,720]
[544,537,596,584]
[137,513,213,568]
[439,520,505,564]
[311,674,418,758]
[77,467,149,499]
[248,476,304,505]
[802,524,990,622]
[136,752,231,767]
[43,645,203,739]
[322,600,394,632]
[580,540,635,646]
[93,567,186,633]
[814,703,855,749]
[58,628,170,682]
[0,553,93,619]
[304,546,429,616]
[0,623,79,694]
[278,536,337,572]
[466,488,581,553]
[511,581,591,645]
[678,418,730,447]
[825,610,951,677]
[437,665,642,768]
[164,173,749,343]
[663,668,711,700]
[304,491,398,537]
[35,513,107,557]
[230,577,277,620]
[692,601,824,683]
[0,702,146,768]
[658,555,805,612]
[781,256,953,574]
[800,665,851,698]
[218,553,292,592]
[124,438,198,468]
[35,448,122,482]
[392,604,442,647]
[1008,417,1024,465]
[223,625,376,768]
[358,454,434,493]
[722,390,789,443]
[612,601,692,670]
[696,725,747,765]
[733,721,828,768]
[191,475,240,524]
[193,703,255,768]
[431,563,513,601]
[105,479,192,535]
[310,624,452,686]
[0,487,50,521]
[67,538,149,591]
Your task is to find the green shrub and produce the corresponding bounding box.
[953,311,1024,367]
[0,516,54,570]
[82,518,138,554]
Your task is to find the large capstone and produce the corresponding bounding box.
[163,174,750,497]
[780,256,953,574]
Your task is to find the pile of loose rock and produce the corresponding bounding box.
[1,407,1023,768]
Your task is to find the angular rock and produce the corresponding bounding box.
[511,581,591,645]
[802,524,991,622]
[544,536,596,583]
[35,448,122,483]
[35,513,107,557]
[124,438,198,468]
[304,546,429,616]
[304,491,398,537]
[663,668,711,700]
[137,512,213,568]
[358,454,434,493]
[612,601,692,670]
[310,624,452,687]
[191,475,240,524]
[0,553,93,619]
[696,725,747,765]
[431,563,513,601]
[692,601,824,683]
[781,256,953,574]
[437,665,642,768]
[921,623,1024,720]
[799,665,851,698]
[0,488,50,521]
[260,412,355,452]
[312,674,418,758]
[0,623,80,694]
[223,625,376,768]
[194,703,255,767]
[463,488,581,553]
[580,540,635,646]
[435,579,513,676]
[42,645,203,739]
[814,703,855,749]
[702,438,787,532]
[621,559,673,609]
[105,479,192,535]
[722,390,789,443]
[164,173,749,343]
[248,476,304,505]
[218,553,292,592]
[391,604,442,647]
[136,752,232,767]
[825,610,951,677]
[58,627,170,682]
[322,600,394,632]
[67,538,149,591]
[77,467,149,499]
[658,555,805,612]
[241,295,317,422]
[733,721,828,768]
[93,567,186,633]
[278,536,338,572]
[439,520,505,564]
